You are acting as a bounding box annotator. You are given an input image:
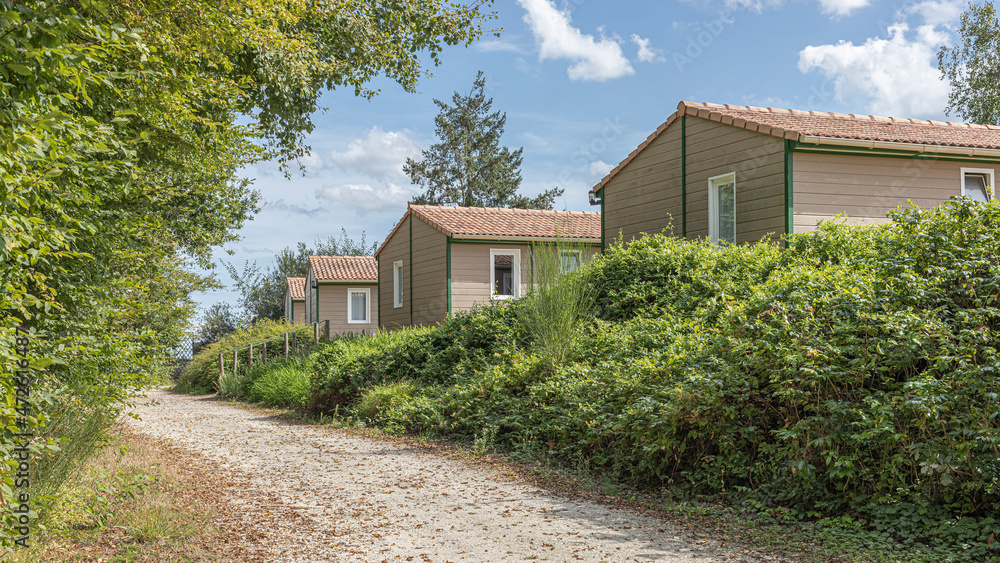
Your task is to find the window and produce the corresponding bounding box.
[348,288,370,324]
[962,168,994,203]
[393,260,404,308]
[559,250,583,273]
[709,173,736,244]
[490,249,520,299]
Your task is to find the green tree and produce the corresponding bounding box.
[226,229,379,322]
[1,0,492,542]
[405,71,563,209]
[938,2,1000,124]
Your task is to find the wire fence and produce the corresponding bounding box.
[217,321,331,381]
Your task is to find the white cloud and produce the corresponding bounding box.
[904,0,963,27]
[517,0,635,81]
[798,22,951,119]
[725,0,868,16]
[261,199,326,217]
[632,35,665,63]
[589,160,613,178]
[817,0,869,17]
[476,39,527,54]
[328,127,424,181]
[315,183,416,215]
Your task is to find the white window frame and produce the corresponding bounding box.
[708,172,736,244]
[490,249,521,300]
[559,250,584,274]
[393,260,404,308]
[347,288,371,324]
[961,167,995,202]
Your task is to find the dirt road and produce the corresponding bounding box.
[127,390,770,562]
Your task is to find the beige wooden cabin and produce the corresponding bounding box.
[283,277,306,324]
[376,205,601,329]
[304,256,378,335]
[590,101,1000,246]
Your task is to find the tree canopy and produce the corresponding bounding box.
[0,0,491,542]
[938,1,1000,125]
[405,71,563,209]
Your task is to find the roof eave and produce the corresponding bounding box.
[797,135,1000,157]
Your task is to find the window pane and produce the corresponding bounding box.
[351,292,367,321]
[395,264,403,304]
[560,252,581,273]
[494,254,514,296]
[717,181,735,244]
[966,174,990,203]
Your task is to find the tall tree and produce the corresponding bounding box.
[938,2,1000,124]
[0,0,491,539]
[405,71,563,209]
[226,230,378,322]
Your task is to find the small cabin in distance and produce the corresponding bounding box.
[304,256,378,335]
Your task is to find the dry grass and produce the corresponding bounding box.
[2,426,244,563]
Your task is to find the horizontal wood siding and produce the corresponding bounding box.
[292,302,305,324]
[792,153,986,232]
[603,123,683,245]
[378,215,410,330]
[451,243,531,312]
[317,284,377,335]
[684,116,785,243]
[411,217,448,326]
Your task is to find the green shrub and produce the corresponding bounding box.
[302,199,1000,556]
[309,306,521,411]
[246,358,311,409]
[175,320,310,394]
[354,382,416,429]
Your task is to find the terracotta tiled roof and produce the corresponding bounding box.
[376,205,601,256]
[412,205,600,240]
[307,256,377,282]
[286,277,306,300]
[594,101,1000,194]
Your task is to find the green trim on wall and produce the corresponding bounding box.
[599,190,605,251]
[785,139,794,243]
[314,281,319,323]
[408,215,413,326]
[376,255,381,328]
[446,238,452,316]
[681,114,687,239]
[791,142,1000,164]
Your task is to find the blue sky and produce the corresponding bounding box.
[196,0,966,316]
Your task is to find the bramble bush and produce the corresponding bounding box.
[307,199,1000,557]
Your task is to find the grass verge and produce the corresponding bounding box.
[3,426,244,562]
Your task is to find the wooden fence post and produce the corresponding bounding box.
[262,341,267,363]
[218,353,224,380]
[232,350,238,377]
[284,333,289,359]
[248,343,254,370]
[314,323,319,344]
[324,320,330,340]
[292,331,297,352]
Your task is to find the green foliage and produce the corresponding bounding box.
[304,198,1000,556]
[246,359,311,410]
[354,382,416,430]
[518,243,594,369]
[309,306,521,410]
[938,1,1000,125]
[226,229,379,322]
[405,71,563,209]
[176,320,309,394]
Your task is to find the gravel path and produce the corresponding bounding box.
[127,390,769,562]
